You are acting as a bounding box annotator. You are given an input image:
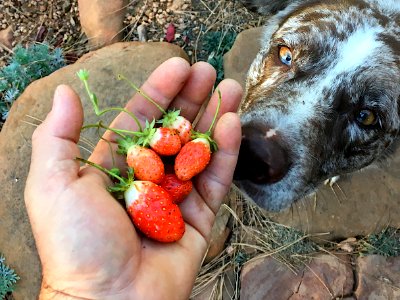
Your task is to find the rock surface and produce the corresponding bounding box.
[355,255,400,299]
[78,0,127,49]
[0,26,14,49]
[224,27,400,240]
[0,41,188,299]
[240,254,354,300]
[204,198,232,263]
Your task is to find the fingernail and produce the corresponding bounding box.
[52,85,65,115]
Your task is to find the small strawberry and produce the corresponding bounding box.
[77,160,185,243]
[174,136,216,181]
[118,137,165,184]
[174,90,222,181]
[133,120,181,156]
[160,110,192,145]
[148,127,181,156]
[124,180,185,243]
[160,173,193,204]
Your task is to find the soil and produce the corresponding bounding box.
[0,0,267,66]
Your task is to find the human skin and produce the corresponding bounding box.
[24,57,243,299]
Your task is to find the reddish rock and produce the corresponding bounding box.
[78,0,127,49]
[240,254,353,300]
[204,197,232,263]
[0,26,14,49]
[355,255,400,299]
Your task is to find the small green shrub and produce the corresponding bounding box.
[361,227,400,257]
[201,31,237,86]
[0,254,20,298]
[0,43,65,122]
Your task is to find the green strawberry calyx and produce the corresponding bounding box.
[159,109,181,127]
[189,89,222,153]
[190,131,218,152]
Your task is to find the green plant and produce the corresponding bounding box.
[0,43,65,122]
[360,227,400,257]
[0,254,20,298]
[201,31,237,86]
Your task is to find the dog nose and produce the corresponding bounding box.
[234,123,291,184]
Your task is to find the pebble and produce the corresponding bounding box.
[137,24,147,42]
[0,0,83,67]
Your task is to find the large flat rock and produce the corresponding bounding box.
[224,27,400,240]
[240,254,353,299]
[0,41,188,299]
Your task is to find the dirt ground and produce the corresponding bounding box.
[0,0,267,67]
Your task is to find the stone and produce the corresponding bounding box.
[0,26,14,49]
[78,0,127,49]
[137,24,148,42]
[0,42,188,299]
[355,255,400,299]
[240,254,353,300]
[169,0,186,10]
[224,27,400,240]
[204,197,232,263]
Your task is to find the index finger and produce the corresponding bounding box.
[89,57,191,168]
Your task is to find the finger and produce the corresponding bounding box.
[195,79,243,133]
[89,57,191,168]
[104,57,191,142]
[169,61,216,122]
[25,85,84,205]
[179,112,242,240]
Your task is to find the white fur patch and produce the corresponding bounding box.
[265,128,277,138]
[283,25,383,130]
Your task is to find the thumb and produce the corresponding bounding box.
[25,85,84,204]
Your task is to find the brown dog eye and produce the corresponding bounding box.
[356,109,377,126]
[278,46,292,66]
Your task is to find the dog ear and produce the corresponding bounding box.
[240,0,302,14]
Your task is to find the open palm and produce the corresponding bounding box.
[24,58,242,299]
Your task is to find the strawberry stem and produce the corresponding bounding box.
[117,74,167,114]
[77,69,143,132]
[206,89,222,136]
[75,157,126,183]
[82,121,143,138]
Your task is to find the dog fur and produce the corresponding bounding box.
[234,0,400,211]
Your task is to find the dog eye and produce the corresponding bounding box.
[278,46,292,66]
[356,109,377,126]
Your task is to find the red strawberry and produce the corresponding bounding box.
[160,110,192,145]
[160,174,193,204]
[174,137,214,181]
[174,90,222,181]
[125,180,185,242]
[149,127,181,156]
[134,120,181,156]
[127,146,164,184]
[77,160,185,243]
[118,137,165,184]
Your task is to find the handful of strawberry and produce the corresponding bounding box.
[76,70,221,243]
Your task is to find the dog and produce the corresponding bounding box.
[233,0,400,211]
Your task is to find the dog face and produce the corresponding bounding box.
[234,0,400,211]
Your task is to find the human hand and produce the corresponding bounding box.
[25,57,243,299]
